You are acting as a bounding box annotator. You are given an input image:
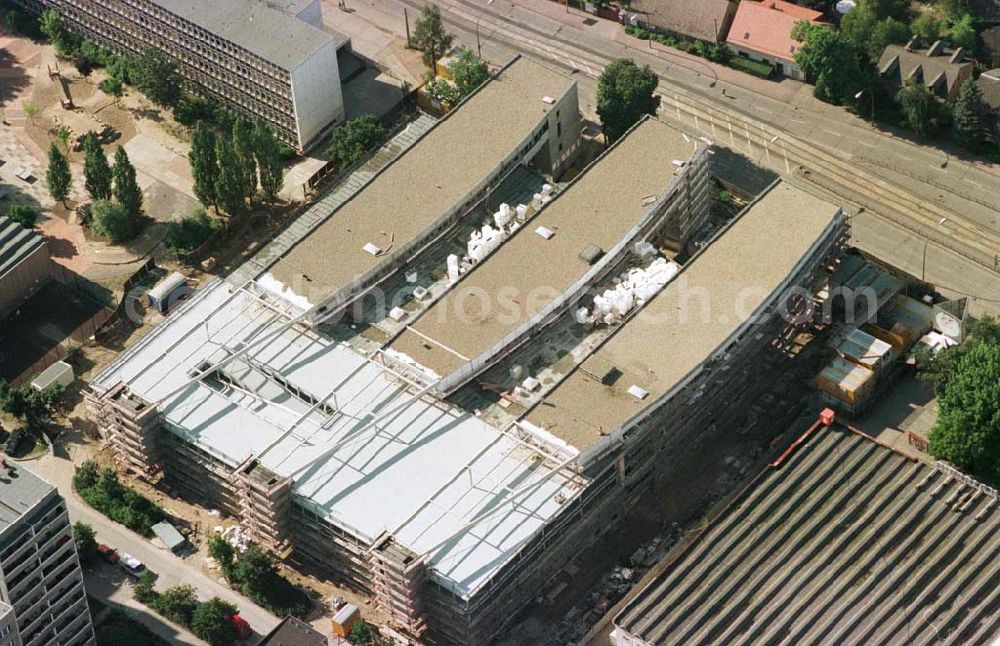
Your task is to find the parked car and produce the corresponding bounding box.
[97,544,119,564]
[4,430,22,455]
[231,614,252,641]
[119,552,145,577]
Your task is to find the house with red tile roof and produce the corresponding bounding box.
[725,0,824,80]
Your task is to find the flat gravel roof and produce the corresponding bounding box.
[264,57,574,306]
[525,182,842,451]
[153,0,334,70]
[388,119,698,377]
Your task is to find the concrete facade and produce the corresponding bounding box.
[0,464,95,646]
[12,0,345,150]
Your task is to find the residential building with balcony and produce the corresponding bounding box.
[12,0,346,150]
[0,462,94,646]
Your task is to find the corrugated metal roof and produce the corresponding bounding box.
[615,425,1000,645]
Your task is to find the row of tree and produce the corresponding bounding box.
[73,461,165,536]
[189,119,283,214]
[133,572,244,646]
[0,379,61,419]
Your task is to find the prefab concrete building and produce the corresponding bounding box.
[13,0,345,150]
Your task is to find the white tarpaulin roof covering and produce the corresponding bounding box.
[93,279,583,597]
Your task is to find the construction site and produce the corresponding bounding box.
[85,54,849,645]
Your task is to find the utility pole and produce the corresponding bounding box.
[404,7,411,48]
[476,19,481,58]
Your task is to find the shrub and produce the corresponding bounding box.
[166,208,219,254]
[218,542,310,617]
[6,204,37,228]
[325,116,386,170]
[729,56,774,78]
[90,199,140,242]
[133,570,158,605]
[73,461,166,536]
[152,585,198,627]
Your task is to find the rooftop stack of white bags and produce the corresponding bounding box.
[465,201,531,267]
[576,257,680,327]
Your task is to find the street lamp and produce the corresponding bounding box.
[855,87,875,122]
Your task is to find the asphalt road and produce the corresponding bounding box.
[28,448,281,642]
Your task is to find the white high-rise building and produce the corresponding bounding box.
[0,462,94,646]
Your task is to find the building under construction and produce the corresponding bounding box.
[87,56,846,645]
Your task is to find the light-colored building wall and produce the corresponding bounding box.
[0,472,94,646]
[728,44,805,80]
[290,38,345,151]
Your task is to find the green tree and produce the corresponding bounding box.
[325,116,386,170]
[83,133,113,200]
[949,13,978,51]
[113,146,143,216]
[152,585,198,626]
[450,48,489,97]
[596,58,660,143]
[6,204,37,229]
[231,119,258,201]
[896,78,940,136]
[133,570,159,605]
[38,8,62,43]
[412,4,454,70]
[191,598,238,646]
[56,126,72,151]
[941,0,970,20]
[349,619,380,645]
[90,199,139,242]
[253,119,284,204]
[73,460,100,490]
[953,77,990,151]
[72,522,98,563]
[228,544,276,594]
[189,122,218,209]
[214,138,245,215]
[99,77,124,105]
[423,76,461,110]
[207,534,235,574]
[929,341,1000,481]
[912,12,943,43]
[793,23,869,106]
[46,143,72,206]
[131,48,182,108]
[866,17,910,60]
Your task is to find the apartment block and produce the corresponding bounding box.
[0,462,94,646]
[13,0,345,150]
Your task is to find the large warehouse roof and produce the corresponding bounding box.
[264,57,574,307]
[387,118,699,378]
[92,280,582,598]
[524,182,843,451]
[615,423,1000,645]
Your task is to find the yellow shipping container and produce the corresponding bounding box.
[817,357,876,404]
